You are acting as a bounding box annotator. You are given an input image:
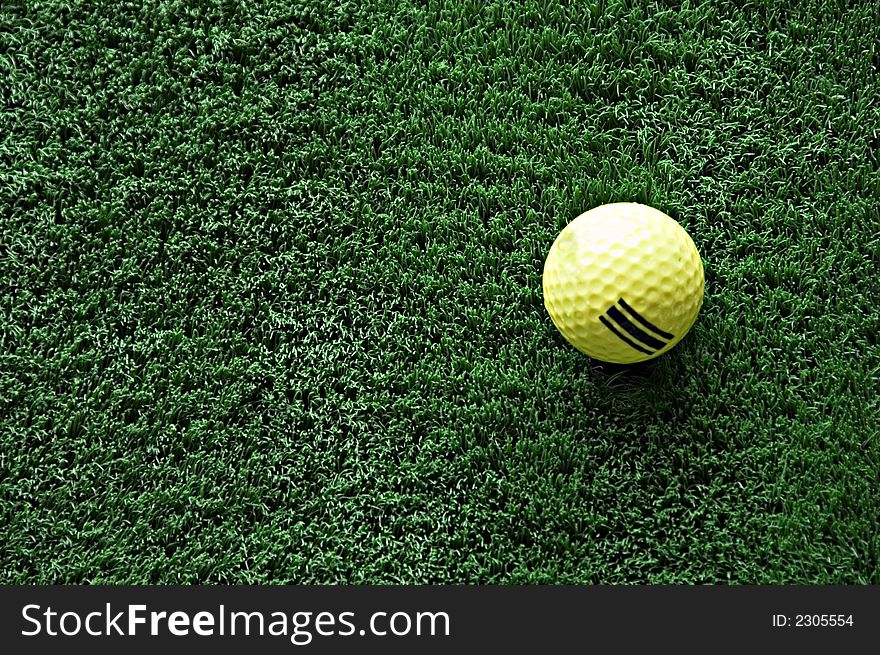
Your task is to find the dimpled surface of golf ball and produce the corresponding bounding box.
[542,202,704,364]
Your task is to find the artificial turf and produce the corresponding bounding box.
[1,0,878,584]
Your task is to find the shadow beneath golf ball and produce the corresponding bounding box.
[579,357,697,449]
[590,359,659,380]
[587,351,694,395]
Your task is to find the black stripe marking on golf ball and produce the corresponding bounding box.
[604,305,668,351]
[598,316,654,356]
[617,297,675,341]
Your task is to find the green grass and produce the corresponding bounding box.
[1,0,878,584]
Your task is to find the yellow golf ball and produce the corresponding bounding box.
[542,202,704,364]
